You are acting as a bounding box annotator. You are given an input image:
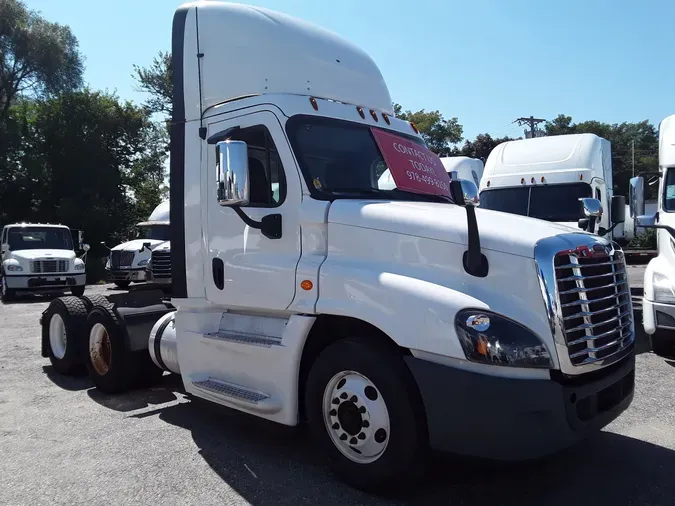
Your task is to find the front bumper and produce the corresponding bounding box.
[106,268,147,282]
[642,298,675,334]
[5,273,86,290]
[405,351,635,461]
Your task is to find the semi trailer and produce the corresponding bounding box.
[39,1,636,494]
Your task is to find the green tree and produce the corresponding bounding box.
[0,0,83,118]
[132,50,172,117]
[544,114,659,198]
[393,103,463,156]
[454,133,516,163]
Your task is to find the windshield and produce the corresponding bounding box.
[285,115,452,204]
[6,227,74,251]
[136,224,170,241]
[480,182,593,222]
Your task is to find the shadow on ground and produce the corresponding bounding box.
[42,365,91,391]
[86,373,183,413]
[105,391,675,506]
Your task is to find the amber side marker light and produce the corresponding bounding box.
[301,280,313,291]
[410,122,419,133]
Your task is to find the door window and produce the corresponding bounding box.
[227,125,287,208]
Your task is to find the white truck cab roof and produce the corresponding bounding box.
[660,114,675,168]
[137,200,170,227]
[481,133,611,190]
[440,157,484,186]
[3,223,70,229]
[179,1,393,122]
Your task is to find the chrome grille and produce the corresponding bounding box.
[110,250,134,268]
[31,260,68,273]
[151,250,171,279]
[554,246,633,366]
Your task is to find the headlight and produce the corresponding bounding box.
[138,259,148,267]
[455,309,553,368]
[653,272,675,304]
[74,262,85,271]
[5,264,22,272]
[105,259,111,269]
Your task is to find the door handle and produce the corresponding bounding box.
[212,258,224,290]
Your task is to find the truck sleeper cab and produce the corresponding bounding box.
[1,223,89,302]
[39,1,635,495]
[479,133,628,244]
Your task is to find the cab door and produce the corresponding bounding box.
[204,110,302,311]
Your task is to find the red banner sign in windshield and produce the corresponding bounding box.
[371,128,452,198]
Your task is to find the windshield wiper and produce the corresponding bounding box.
[328,187,453,204]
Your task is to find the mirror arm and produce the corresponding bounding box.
[644,224,675,241]
[463,206,489,277]
[231,206,282,240]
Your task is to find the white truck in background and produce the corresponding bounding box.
[479,133,630,245]
[39,1,636,495]
[146,240,171,289]
[1,223,89,302]
[379,155,483,189]
[103,200,170,288]
[630,114,675,357]
[441,156,484,187]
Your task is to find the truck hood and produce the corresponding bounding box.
[8,249,76,260]
[111,239,165,252]
[328,200,586,258]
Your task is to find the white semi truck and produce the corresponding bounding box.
[103,200,170,288]
[441,156,484,187]
[39,1,636,494]
[479,133,630,245]
[630,114,675,357]
[1,223,89,302]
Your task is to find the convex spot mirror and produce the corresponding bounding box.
[216,140,250,206]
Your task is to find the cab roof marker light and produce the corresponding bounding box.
[382,112,390,124]
[370,109,378,122]
[410,122,419,133]
[309,96,318,110]
[531,177,535,184]
[521,178,525,184]
[356,106,365,119]
[541,176,545,183]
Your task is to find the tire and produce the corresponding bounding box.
[650,329,675,359]
[42,296,89,375]
[79,294,110,312]
[83,303,141,393]
[114,281,131,289]
[305,337,428,494]
[71,285,86,297]
[1,274,16,302]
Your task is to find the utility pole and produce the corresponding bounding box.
[515,116,546,138]
[631,140,635,178]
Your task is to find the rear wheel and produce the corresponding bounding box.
[84,304,140,393]
[79,294,110,312]
[305,337,428,494]
[114,281,131,289]
[42,296,89,375]
[650,329,675,359]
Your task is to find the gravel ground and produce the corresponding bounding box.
[1,283,675,506]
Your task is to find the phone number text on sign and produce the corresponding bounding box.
[371,128,452,198]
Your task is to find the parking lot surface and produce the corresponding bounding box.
[1,283,675,506]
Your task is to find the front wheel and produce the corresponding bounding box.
[1,275,16,302]
[305,338,428,494]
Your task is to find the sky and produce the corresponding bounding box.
[24,0,675,143]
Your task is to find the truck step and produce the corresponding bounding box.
[203,330,281,348]
[192,378,270,404]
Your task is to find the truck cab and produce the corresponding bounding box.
[104,200,170,288]
[440,156,484,187]
[1,223,89,301]
[146,240,171,289]
[630,114,675,356]
[40,1,636,494]
[479,133,628,244]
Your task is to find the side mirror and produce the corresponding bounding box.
[82,243,90,252]
[629,176,645,218]
[216,140,250,207]
[450,179,480,207]
[578,197,602,233]
[611,195,626,225]
[579,197,602,217]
